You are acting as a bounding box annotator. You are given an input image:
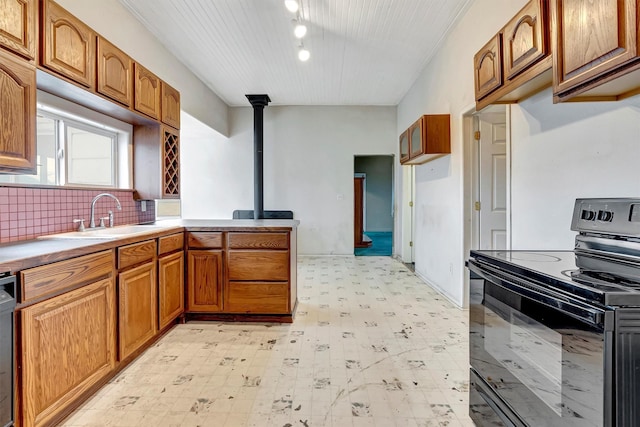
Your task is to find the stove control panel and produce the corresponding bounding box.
[571,198,640,236]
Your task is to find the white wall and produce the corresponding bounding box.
[396,0,527,306]
[398,0,640,307]
[55,0,229,136]
[181,106,397,255]
[510,89,640,249]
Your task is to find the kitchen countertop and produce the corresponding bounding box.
[0,218,299,274]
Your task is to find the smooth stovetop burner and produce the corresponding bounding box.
[495,252,563,262]
[471,250,640,306]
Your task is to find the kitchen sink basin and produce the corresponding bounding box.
[38,224,167,240]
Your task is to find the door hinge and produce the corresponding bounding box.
[475,201,481,211]
[409,241,413,247]
[474,131,481,141]
[409,201,413,207]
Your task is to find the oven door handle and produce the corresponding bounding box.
[468,259,605,328]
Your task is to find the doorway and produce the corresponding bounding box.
[474,108,508,250]
[463,104,510,306]
[354,155,394,256]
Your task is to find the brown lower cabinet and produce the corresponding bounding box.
[20,277,116,427]
[14,226,297,425]
[118,261,157,360]
[117,239,157,361]
[158,250,184,328]
[187,249,223,312]
[186,230,297,317]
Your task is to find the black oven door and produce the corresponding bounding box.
[467,259,612,427]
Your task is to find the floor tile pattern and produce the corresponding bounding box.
[62,256,472,426]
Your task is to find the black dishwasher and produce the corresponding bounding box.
[0,273,15,427]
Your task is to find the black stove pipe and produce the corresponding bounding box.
[245,94,271,220]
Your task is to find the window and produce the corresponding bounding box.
[0,92,132,188]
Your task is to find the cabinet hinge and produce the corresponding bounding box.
[475,201,481,211]
[409,241,413,247]
[474,131,481,141]
[409,201,413,207]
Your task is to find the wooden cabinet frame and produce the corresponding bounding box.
[474,0,552,111]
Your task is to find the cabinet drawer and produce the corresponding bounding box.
[188,232,223,249]
[228,232,289,249]
[227,251,289,281]
[20,250,113,303]
[225,281,289,314]
[118,240,156,270]
[159,232,184,255]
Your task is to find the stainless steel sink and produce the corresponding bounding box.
[38,224,167,240]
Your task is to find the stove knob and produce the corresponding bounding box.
[581,209,596,221]
[597,210,614,222]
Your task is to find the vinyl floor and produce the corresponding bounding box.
[61,256,472,427]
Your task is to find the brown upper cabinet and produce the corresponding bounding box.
[0,0,36,60]
[474,0,552,111]
[552,0,640,102]
[474,34,503,101]
[399,115,451,165]
[161,81,180,129]
[503,0,548,80]
[133,124,180,199]
[0,49,36,173]
[40,0,96,89]
[134,63,161,120]
[97,36,133,107]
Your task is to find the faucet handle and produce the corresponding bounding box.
[73,219,85,232]
[99,216,109,228]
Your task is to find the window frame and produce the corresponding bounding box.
[0,91,133,189]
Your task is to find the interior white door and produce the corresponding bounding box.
[479,115,507,250]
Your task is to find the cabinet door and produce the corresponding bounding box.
[134,63,161,119]
[21,278,115,427]
[0,49,36,173]
[97,36,133,107]
[161,81,180,129]
[158,251,184,329]
[399,129,410,164]
[0,0,36,59]
[118,262,157,360]
[408,117,424,159]
[187,249,223,312]
[474,34,503,100]
[552,0,638,94]
[503,0,548,80]
[41,0,96,88]
[163,126,180,198]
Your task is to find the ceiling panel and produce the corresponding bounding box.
[118,0,472,106]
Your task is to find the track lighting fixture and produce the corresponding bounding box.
[284,0,299,13]
[298,44,310,62]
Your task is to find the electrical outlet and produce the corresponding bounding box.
[141,200,147,212]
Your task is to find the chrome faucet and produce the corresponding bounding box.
[89,193,122,228]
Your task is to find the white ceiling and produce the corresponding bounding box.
[118,0,472,107]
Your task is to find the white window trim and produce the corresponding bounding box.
[36,90,133,189]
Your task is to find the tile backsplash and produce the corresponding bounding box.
[0,187,155,244]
